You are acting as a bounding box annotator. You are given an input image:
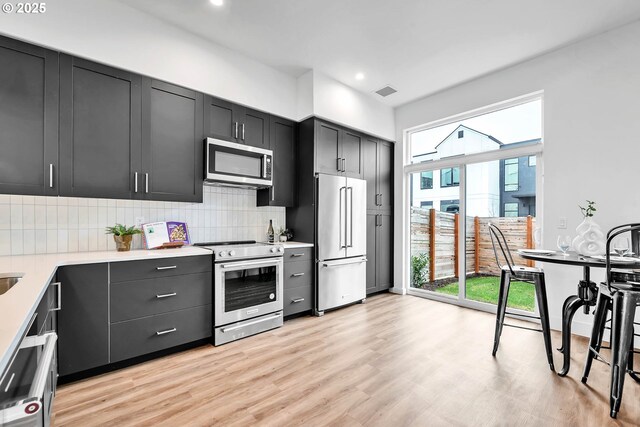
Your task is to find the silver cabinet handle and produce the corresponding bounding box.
[134,172,138,193]
[291,253,305,257]
[49,164,54,188]
[234,122,239,139]
[291,298,305,303]
[336,158,341,171]
[156,328,177,336]
[342,158,346,172]
[241,123,245,140]
[156,265,177,271]
[145,173,149,193]
[291,272,305,277]
[379,194,382,206]
[52,282,62,311]
[156,292,177,299]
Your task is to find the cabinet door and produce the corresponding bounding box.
[362,137,378,211]
[142,79,203,202]
[59,55,142,199]
[376,213,393,291]
[366,213,378,294]
[204,95,242,142]
[315,121,342,175]
[242,108,270,148]
[378,141,394,212]
[258,116,296,207]
[342,130,363,179]
[0,36,58,196]
[57,263,109,377]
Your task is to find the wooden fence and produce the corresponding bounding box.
[410,208,535,282]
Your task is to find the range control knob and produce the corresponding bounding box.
[229,250,236,256]
[218,251,226,257]
[277,247,284,253]
[270,247,277,253]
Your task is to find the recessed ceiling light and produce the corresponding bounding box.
[209,0,223,6]
[355,72,365,81]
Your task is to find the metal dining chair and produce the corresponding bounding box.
[488,223,555,371]
[581,223,640,419]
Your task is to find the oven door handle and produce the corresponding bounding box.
[221,313,282,333]
[220,259,279,269]
[19,332,57,405]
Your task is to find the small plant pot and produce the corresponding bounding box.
[113,235,133,252]
[279,235,287,242]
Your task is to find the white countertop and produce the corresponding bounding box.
[0,246,211,375]
[277,241,314,249]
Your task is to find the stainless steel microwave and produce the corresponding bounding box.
[204,137,273,188]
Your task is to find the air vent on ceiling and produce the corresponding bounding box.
[375,85,397,97]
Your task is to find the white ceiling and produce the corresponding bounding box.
[119,0,640,107]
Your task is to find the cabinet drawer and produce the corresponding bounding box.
[110,305,212,362]
[284,248,313,262]
[283,260,313,290]
[110,272,212,322]
[283,285,312,316]
[110,255,212,283]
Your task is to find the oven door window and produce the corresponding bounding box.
[224,266,277,312]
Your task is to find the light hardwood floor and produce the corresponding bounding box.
[52,294,639,426]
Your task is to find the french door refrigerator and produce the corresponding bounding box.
[316,174,367,314]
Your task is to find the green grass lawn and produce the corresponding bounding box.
[435,276,535,311]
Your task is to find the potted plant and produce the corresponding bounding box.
[276,227,288,242]
[105,224,142,252]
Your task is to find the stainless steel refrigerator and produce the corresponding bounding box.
[316,174,367,314]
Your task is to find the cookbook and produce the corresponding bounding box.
[142,221,191,249]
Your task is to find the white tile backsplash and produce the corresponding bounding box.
[0,186,285,256]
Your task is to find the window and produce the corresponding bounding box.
[528,155,536,167]
[441,199,459,213]
[420,171,433,189]
[504,202,519,217]
[458,130,464,138]
[504,158,518,192]
[420,201,433,209]
[440,167,460,188]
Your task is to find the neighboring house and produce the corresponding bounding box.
[499,139,539,217]
[412,125,502,216]
[412,126,537,217]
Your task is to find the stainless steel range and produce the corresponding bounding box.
[194,241,284,345]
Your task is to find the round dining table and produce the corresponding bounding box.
[518,250,640,376]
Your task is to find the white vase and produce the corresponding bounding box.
[571,217,605,256]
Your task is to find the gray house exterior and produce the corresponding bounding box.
[499,139,540,217]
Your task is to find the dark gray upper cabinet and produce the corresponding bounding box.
[142,78,203,203]
[378,141,394,212]
[314,119,363,178]
[242,108,270,148]
[59,55,142,199]
[204,95,269,148]
[257,116,297,207]
[363,137,379,211]
[0,36,58,196]
[57,263,109,377]
[204,95,241,142]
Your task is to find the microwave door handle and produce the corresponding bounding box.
[262,155,268,178]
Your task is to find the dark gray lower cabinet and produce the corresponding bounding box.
[142,78,203,202]
[283,247,314,316]
[366,213,393,294]
[57,263,109,376]
[110,305,211,363]
[0,36,58,196]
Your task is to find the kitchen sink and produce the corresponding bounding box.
[0,273,24,295]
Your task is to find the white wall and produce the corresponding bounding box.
[0,0,298,119]
[395,20,640,336]
[300,71,396,140]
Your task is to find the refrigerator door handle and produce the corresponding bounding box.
[346,186,353,248]
[321,257,368,267]
[339,186,347,249]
